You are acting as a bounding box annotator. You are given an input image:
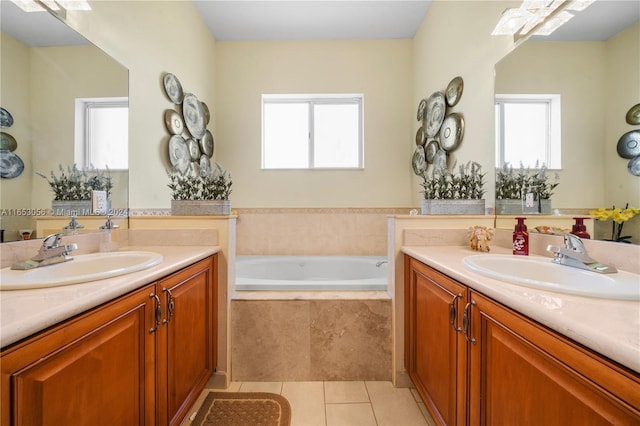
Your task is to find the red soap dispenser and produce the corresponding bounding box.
[513,217,529,256]
[571,217,591,239]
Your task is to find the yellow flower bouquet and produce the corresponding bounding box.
[589,204,640,243]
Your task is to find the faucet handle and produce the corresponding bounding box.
[100,214,119,230]
[563,233,585,253]
[42,233,62,249]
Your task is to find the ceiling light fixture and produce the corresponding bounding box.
[9,0,91,13]
[491,0,593,39]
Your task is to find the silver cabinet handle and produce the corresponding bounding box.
[149,293,162,333]
[463,300,477,344]
[449,293,462,333]
[162,288,175,324]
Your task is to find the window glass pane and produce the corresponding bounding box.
[503,102,547,168]
[88,106,128,169]
[314,103,360,168]
[263,103,309,168]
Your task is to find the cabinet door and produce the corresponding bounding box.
[406,257,468,426]
[157,256,216,426]
[0,284,156,426]
[469,291,640,426]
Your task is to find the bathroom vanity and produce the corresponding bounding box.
[0,251,217,426]
[404,249,640,425]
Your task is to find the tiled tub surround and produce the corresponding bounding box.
[400,234,640,374]
[231,299,392,382]
[230,208,400,383]
[235,208,409,255]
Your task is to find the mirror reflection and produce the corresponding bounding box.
[494,1,639,243]
[0,1,129,242]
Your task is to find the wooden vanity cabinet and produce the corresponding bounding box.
[156,255,217,426]
[405,255,640,426]
[404,256,468,425]
[0,254,217,426]
[0,283,156,426]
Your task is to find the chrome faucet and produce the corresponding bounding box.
[100,214,119,230]
[375,260,388,267]
[11,233,78,270]
[547,233,617,274]
[63,214,84,234]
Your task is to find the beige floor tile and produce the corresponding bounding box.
[211,381,242,392]
[282,381,326,426]
[326,403,377,426]
[365,381,428,426]
[238,381,283,394]
[324,381,369,404]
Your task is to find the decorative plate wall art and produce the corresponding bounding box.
[163,73,184,104]
[0,150,24,179]
[168,134,191,175]
[0,107,24,179]
[412,146,427,175]
[161,73,215,175]
[617,104,640,176]
[412,76,465,178]
[182,93,206,139]
[0,108,14,128]
[445,76,464,107]
[425,92,446,138]
[626,103,640,125]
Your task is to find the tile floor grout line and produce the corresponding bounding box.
[363,381,381,426]
[323,381,328,426]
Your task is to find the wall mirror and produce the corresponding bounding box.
[0,1,129,242]
[494,1,639,232]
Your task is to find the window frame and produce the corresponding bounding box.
[261,94,364,170]
[74,97,129,170]
[495,94,561,170]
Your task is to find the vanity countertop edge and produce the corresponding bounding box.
[402,245,640,374]
[0,245,220,348]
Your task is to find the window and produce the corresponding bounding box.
[75,97,128,169]
[495,94,561,169]
[262,94,363,169]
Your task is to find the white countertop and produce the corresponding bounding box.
[402,245,640,374]
[0,246,219,348]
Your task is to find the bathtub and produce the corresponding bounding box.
[235,256,388,291]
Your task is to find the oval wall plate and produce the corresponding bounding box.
[617,130,640,159]
[626,103,640,125]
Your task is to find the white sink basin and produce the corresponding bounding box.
[463,254,640,300]
[0,251,163,290]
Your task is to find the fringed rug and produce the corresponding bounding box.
[192,392,291,426]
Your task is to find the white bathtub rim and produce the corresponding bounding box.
[235,255,388,292]
[231,289,392,301]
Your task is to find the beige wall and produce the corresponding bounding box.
[411,1,517,208]
[495,41,607,208]
[0,33,32,239]
[63,0,217,209]
[215,39,413,207]
[604,23,640,208]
